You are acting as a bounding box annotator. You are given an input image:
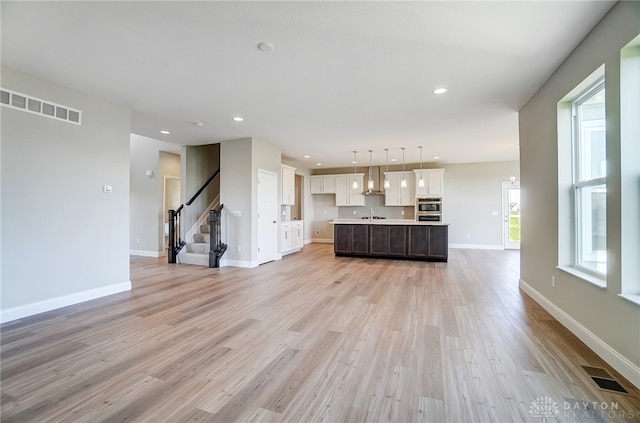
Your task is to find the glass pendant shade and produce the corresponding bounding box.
[401,147,407,189]
[352,151,358,190]
[384,148,390,189]
[417,145,424,188]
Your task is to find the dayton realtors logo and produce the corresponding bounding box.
[530,396,636,421]
[529,396,560,422]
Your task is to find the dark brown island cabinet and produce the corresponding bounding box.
[333,222,448,262]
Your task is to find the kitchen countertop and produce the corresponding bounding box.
[330,219,449,226]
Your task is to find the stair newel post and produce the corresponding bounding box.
[168,209,177,263]
[209,209,217,268]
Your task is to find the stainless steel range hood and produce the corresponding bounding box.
[363,166,385,195]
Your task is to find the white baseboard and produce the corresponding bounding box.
[519,279,640,389]
[312,238,334,244]
[219,258,258,268]
[130,249,165,257]
[449,243,503,250]
[0,281,132,324]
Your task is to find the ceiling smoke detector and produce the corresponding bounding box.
[257,42,274,53]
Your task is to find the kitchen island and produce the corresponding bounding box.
[331,219,448,262]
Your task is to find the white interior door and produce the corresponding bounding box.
[258,169,278,264]
[503,182,521,250]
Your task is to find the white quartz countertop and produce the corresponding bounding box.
[331,219,449,226]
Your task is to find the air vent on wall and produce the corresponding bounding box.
[0,87,81,125]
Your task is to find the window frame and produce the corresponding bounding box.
[570,78,607,280]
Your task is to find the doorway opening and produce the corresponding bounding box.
[503,182,521,250]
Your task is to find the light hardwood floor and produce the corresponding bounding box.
[1,244,639,422]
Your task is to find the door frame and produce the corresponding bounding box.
[502,181,521,250]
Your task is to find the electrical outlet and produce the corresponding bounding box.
[551,276,556,288]
[466,234,471,239]
[237,245,241,252]
[401,210,404,215]
[353,210,357,215]
[136,237,140,244]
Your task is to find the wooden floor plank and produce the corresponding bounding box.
[1,245,639,422]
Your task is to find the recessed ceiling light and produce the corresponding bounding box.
[233,116,244,122]
[316,163,322,166]
[391,158,397,162]
[434,156,441,160]
[194,122,204,127]
[303,155,310,158]
[351,161,357,164]
[257,42,274,53]
[160,130,170,135]
[433,88,447,95]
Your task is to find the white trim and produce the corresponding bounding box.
[219,258,258,268]
[304,239,313,245]
[449,243,503,250]
[618,294,640,307]
[557,265,606,288]
[130,249,165,258]
[519,278,640,389]
[311,238,334,244]
[0,281,132,323]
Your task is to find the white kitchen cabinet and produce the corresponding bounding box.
[282,220,304,255]
[281,222,292,253]
[292,221,304,250]
[384,171,415,206]
[281,165,296,205]
[335,174,365,206]
[310,175,337,194]
[414,169,444,197]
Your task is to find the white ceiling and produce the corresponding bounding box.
[1,1,615,168]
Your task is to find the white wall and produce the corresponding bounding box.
[1,67,131,321]
[219,137,282,267]
[220,138,254,266]
[519,1,640,386]
[129,134,180,255]
[444,161,519,247]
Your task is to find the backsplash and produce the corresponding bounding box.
[337,195,414,219]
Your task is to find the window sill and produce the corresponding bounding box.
[556,266,606,288]
[618,294,640,307]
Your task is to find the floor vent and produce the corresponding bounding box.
[582,365,629,394]
[0,87,81,125]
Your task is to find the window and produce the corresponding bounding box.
[620,35,640,303]
[571,80,607,277]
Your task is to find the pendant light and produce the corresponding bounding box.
[367,150,374,191]
[352,151,358,189]
[418,146,425,188]
[384,148,390,189]
[400,147,407,188]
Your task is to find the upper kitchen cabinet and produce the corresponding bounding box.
[384,171,415,206]
[414,169,444,197]
[335,174,365,206]
[310,175,337,194]
[281,164,296,205]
